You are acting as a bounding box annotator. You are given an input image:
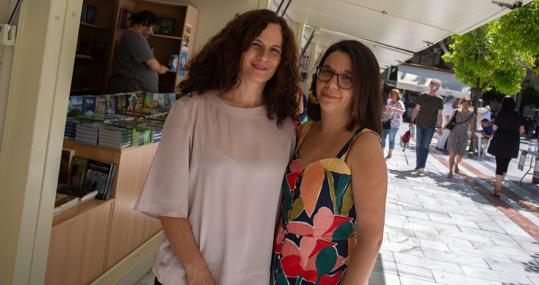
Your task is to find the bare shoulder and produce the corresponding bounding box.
[347,130,384,165]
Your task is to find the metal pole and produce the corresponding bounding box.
[275,0,285,14]
[300,30,315,59]
[281,0,292,17]
[8,0,24,26]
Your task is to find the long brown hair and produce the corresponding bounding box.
[179,9,299,126]
[308,40,383,135]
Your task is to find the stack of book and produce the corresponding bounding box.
[64,119,78,140]
[54,187,99,214]
[152,128,162,143]
[83,159,116,200]
[55,153,116,214]
[75,123,100,145]
[98,126,132,149]
[132,127,153,146]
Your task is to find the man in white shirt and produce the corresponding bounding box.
[436,96,457,151]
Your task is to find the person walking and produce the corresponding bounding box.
[487,96,525,197]
[446,98,474,179]
[410,79,444,173]
[381,88,405,159]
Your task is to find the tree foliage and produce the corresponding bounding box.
[442,0,538,95]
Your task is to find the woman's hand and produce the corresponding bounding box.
[186,264,215,285]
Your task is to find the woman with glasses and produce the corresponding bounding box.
[271,40,387,285]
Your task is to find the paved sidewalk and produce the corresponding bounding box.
[370,130,539,285]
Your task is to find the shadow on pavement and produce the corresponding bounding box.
[387,167,498,208]
[525,251,539,273]
[368,253,387,285]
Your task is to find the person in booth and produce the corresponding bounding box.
[109,10,168,93]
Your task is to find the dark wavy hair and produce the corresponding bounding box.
[130,11,158,27]
[179,9,299,126]
[307,40,383,135]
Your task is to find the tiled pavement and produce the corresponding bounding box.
[137,131,539,285]
[369,131,539,285]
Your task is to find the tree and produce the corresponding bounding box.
[442,0,538,150]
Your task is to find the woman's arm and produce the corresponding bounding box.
[386,105,405,115]
[160,217,215,285]
[342,131,388,285]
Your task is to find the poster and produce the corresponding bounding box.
[177,48,189,78]
[182,23,192,49]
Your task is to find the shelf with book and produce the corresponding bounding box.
[75,54,102,61]
[150,33,182,40]
[80,21,109,30]
[46,140,161,284]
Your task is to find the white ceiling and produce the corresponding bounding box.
[273,0,532,69]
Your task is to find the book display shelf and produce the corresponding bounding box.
[46,1,198,284]
[45,141,161,285]
[72,0,115,95]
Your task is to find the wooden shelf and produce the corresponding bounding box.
[133,0,187,7]
[80,22,109,30]
[75,54,103,61]
[150,33,182,40]
[52,199,113,227]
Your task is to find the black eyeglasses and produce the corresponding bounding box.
[316,66,354,90]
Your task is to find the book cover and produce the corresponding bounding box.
[69,156,89,186]
[143,92,154,112]
[83,160,115,200]
[116,93,128,113]
[83,96,96,116]
[54,193,78,208]
[156,17,177,35]
[95,96,107,118]
[105,95,116,115]
[58,148,75,185]
[85,4,96,24]
[68,96,84,114]
[126,92,143,111]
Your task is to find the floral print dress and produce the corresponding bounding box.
[271,122,365,285]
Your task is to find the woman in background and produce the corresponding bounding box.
[381,88,405,159]
[272,40,387,285]
[446,98,474,179]
[487,96,524,197]
[135,10,299,285]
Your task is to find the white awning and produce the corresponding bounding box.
[396,64,471,98]
[275,0,532,69]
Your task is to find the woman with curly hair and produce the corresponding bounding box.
[135,9,299,285]
[272,40,387,285]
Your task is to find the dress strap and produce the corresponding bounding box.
[337,127,380,160]
[295,121,316,152]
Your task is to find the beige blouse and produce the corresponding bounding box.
[134,92,295,285]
